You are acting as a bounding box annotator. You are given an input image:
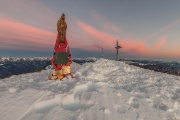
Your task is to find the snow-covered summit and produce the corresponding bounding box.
[0,59,180,120]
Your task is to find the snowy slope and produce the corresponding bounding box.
[0,59,180,120]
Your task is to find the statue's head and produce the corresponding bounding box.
[61,13,65,20]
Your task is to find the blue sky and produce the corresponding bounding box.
[0,0,180,62]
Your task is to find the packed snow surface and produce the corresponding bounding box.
[0,59,180,120]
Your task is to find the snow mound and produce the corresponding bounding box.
[0,59,180,120]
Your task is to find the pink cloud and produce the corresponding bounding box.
[0,0,62,52]
[0,18,92,52]
[77,21,148,56]
[155,36,166,49]
[151,50,180,58]
[0,0,95,52]
[0,18,56,51]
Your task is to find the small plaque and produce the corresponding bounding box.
[54,52,69,65]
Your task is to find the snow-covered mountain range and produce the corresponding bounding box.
[0,57,51,62]
[0,57,97,79]
[0,59,179,120]
[0,57,51,79]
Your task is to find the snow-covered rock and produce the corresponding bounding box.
[0,59,180,120]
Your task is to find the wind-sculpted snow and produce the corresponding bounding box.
[0,59,180,120]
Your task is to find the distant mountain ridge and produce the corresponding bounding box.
[123,59,180,76]
[0,57,51,62]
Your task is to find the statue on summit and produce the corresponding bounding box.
[49,13,73,80]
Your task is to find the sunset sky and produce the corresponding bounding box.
[0,0,180,62]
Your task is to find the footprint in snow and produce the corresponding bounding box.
[28,79,34,82]
[100,107,111,115]
[8,88,17,93]
[117,93,122,97]
[61,81,96,111]
[128,97,139,109]
[116,105,127,114]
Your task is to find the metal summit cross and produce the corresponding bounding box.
[115,40,121,61]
